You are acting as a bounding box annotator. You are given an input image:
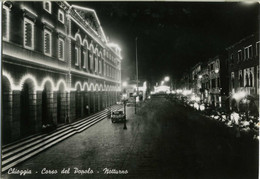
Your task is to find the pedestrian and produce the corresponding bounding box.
[231,111,240,138]
[86,105,90,115]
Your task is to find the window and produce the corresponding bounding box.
[257,66,259,94]
[99,60,102,74]
[3,6,10,41]
[75,47,79,66]
[231,72,235,89]
[43,2,52,14]
[83,51,86,69]
[248,46,253,58]
[256,41,260,56]
[24,18,34,50]
[239,70,243,87]
[58,10,64,24]
[89,53,93,70]
[211,79,216,88]
[238,50,242,62]
[230,53,234,64]
[95,57,98,72]
[44,29,52,56]
[249,67,254,87]
[104,63,106,76]
[58,38,64,60]
[244,45,252,60]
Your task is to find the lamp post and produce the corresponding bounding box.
[122,82,128,129]
[122,93,127,130]
[135,37,139,114]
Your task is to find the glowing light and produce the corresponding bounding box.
[198,75,202,79]
[40,77,56,91]
[176,89,183,94]
[195,97,200,102]
[75,33,83,45]
[232,91,247,100]
[122,81,127,87]
[191,95,196,101]
[19,74,38,91]
[56,79,67,91]
[194,103,199,110]
[56,28,66,37]
[21,5,38,17]
[2,71,17,91]
[107,43,121,51]
[200,104,205,111]
[74,81,83,91]
[42,18,55,29]
[3,5,10,41]
[182,90,192,96]
[161,81,164,85]
[215,68,219,74]
[23,18,35,50]
[69,15,105,48]
[95,83,100,91]
[164,76,170,82]
[231,112,240,122]
[122,93,127,99]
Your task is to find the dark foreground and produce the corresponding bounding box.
[2,98,258,179]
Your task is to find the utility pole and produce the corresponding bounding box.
[135,37,139,114]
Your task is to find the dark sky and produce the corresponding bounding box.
[73,1,259,84]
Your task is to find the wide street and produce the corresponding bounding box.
[2,97,258,179]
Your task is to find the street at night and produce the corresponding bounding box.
[1,1,259,179]
[2,97,258,179]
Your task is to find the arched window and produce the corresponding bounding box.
[75,37,81,67]
[245,73,249,87]
[239,74,243,87]
[249,72,253,87]
[43,2,52,14]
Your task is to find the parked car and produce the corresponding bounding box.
[111,111,126,123]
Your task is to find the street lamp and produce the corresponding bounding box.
[122,81,127,87]
[122,92,128,130]
[164,76,170,82]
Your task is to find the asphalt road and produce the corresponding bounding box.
[2,98,258,179]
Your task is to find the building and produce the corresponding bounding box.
[2,1,122,144]
[226,33,259,114]
[206,53,229,108]
[196,62,209,103]
[191,62,202,95]
[123,80,147,101]
[178,72,191,91]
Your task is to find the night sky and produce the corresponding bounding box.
[73,1,259,85]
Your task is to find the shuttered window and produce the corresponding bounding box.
[58,38,64,60]
[44,29,52,56]
[24,18,34,49]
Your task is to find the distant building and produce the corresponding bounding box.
[123,80,147,101]
[226,33,259,113]
[2,1,122,144]
[196,62,209,103]
[179,72,192,90]
[206,53,229,108]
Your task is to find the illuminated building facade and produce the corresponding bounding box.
[226,33,259,112]
[2,1,122,144]
[206,54,229,108]
[191,62,202,95]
